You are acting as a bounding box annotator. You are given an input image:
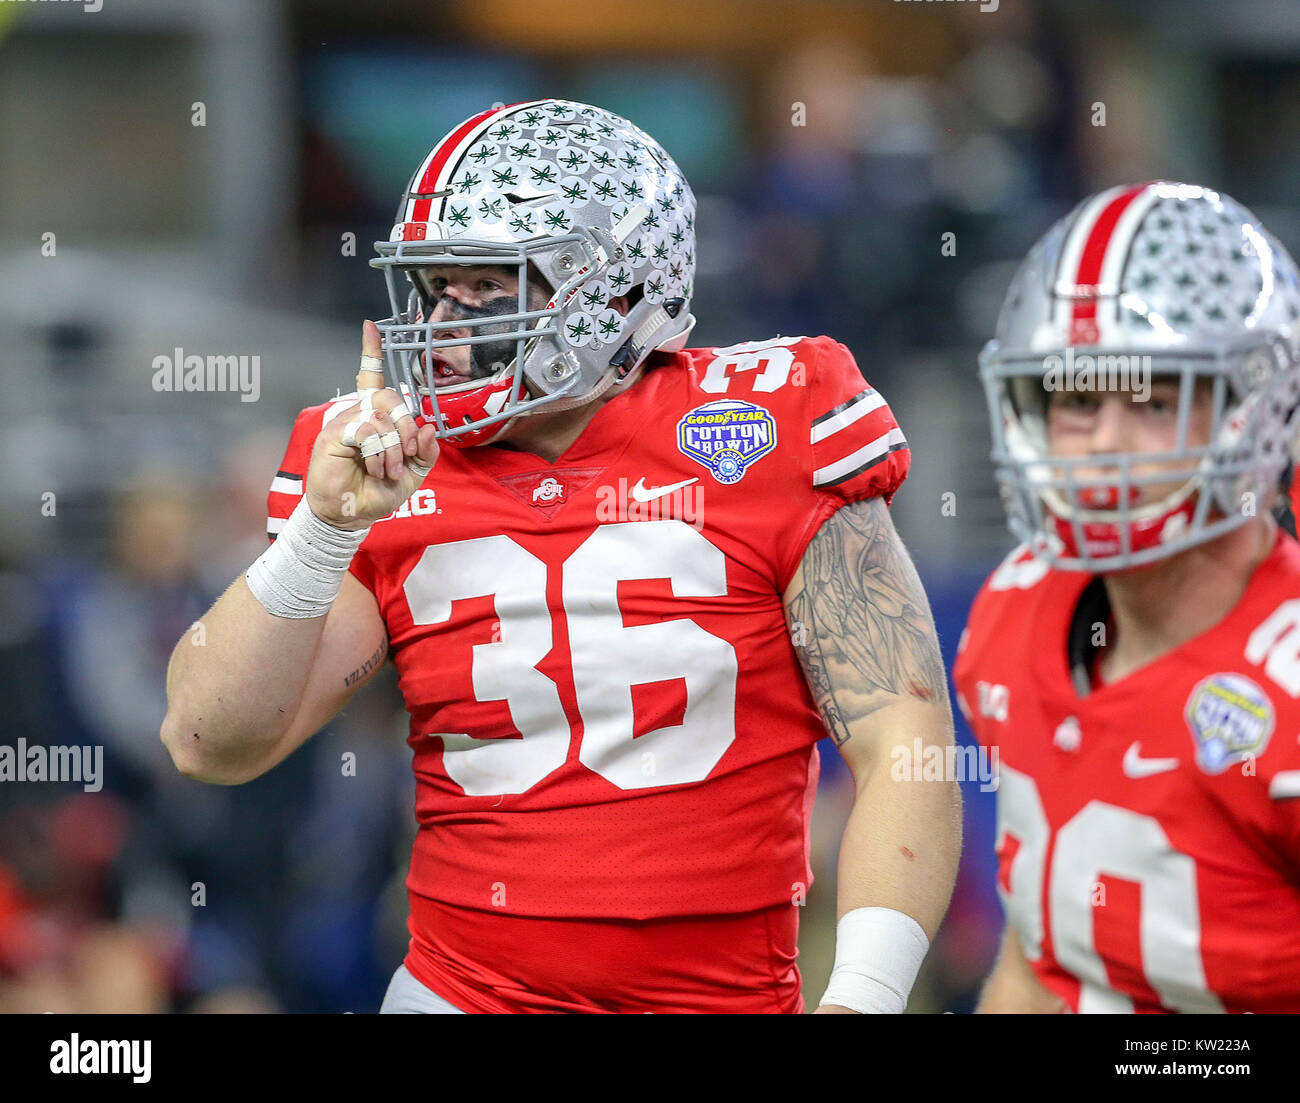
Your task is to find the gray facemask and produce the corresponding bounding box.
[436,294,539,380]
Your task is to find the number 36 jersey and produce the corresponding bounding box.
[953,534,1300,1013]
[268,336,909,920]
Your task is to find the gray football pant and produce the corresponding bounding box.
[379,963,469,1014]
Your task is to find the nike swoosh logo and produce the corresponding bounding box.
[1123,742,1179,779]
[631,476,699,503]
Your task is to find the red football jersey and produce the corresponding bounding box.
[953,535,1300,1013]
[267,335,908,1010]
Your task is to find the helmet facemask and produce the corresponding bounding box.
[982,342,1300,571]
[372,234,591,447]
[369,99,701,448]
[980,182,1300,572]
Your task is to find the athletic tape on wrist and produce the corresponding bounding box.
[246,498,370,618]
[818,907,929,1014]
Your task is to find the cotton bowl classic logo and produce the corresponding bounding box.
[676,400,777,484]
[1184,672,1274,773]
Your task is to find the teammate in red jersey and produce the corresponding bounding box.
[161,100,961,1013]
[955,182,1300,1013]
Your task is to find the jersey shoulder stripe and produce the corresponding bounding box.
[813,426,908,488]
[266,393,361,539]
[802,338,909,503]
[810,387,885,442]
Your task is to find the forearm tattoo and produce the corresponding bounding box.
[786,497,947,746]
[344,639,387,688]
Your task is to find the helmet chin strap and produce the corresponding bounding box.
[1041,471,1203,527]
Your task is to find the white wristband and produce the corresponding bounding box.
[246,498,370,619]
[818,907,930,1014]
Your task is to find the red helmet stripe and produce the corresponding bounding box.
[1068,183,1151,343]
[408,107,500,225]
[407,100,550,228]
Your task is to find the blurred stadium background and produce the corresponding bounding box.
[2,0,1298,1013]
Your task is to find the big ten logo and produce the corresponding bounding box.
[376,489,439,523]
[976,681,1009,722]
[700,337,804,394]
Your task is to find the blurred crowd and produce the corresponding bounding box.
[0,439,415,1012]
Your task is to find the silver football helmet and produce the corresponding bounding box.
[370,99,697,446]
[980,181,1300,571]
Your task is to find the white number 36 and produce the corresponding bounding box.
[402,520,739,796]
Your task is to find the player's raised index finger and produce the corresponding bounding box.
[356,319,385,391]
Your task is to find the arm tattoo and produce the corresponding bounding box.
[344,640,387,688]
[786,496,947,746]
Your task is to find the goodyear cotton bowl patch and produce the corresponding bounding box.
[1184,673,1274,774]
[677,400,777,484]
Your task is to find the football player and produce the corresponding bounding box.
[956,182,1300,1013]
[161,100,961,1013]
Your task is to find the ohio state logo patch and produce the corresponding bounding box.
[493,466,602,521]
[530,475,567,505]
